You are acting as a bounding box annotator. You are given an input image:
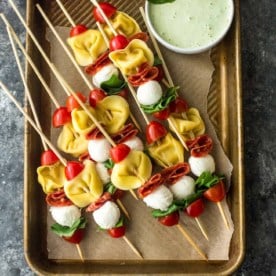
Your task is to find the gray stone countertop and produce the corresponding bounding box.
[0,0,275,275]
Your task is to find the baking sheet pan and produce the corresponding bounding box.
[23,0,244,274]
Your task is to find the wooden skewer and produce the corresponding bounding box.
[195,218,209,241]
[176,224,208,260]
[54,2,141,133]
[0,15,60,108]
[56,0,76,27]
[91,0,117,35]
[139,7,190,151]
[6,25,47,151]
[123,236,143,259]
[116,199,130,220]
[217,201,230,230]
[96,22,150,126]
[35,4,93,91]
[0,81,67,166]
[76,244,85,262]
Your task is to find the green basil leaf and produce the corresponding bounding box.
[148,0,175,4]
[100,74,127,95]
[141,86,178,114]
[114,217,124,228]
[104,182,117,194]
[153,55,163,66]
[103,159,115,169]
[151,203,180,218]
[51,217,86,237]
[195,172,224,190]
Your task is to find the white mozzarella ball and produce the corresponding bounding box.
[123,136,144,151]
[143,185,173,211]
[137,80,163,106]
[189,154,215,177]
[93,64,119,88]
[96,163,111,184]
[88,138,111,163]
[93,201,120,229]
[50,205,81,227]
[169,176,195,200]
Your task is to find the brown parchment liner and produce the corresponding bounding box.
[44,26,234,261]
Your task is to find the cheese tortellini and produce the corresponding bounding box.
[64,160,103,207]
[67,30,108,66]
[71,105,98,135]
[37,162,66,194]
[169,108,205,141]
[111,151,152,190]
[109,39,154,76]
[57,123,88,158]
[103,12,141,39]
[96,95,130,134]
[148,133,184,168]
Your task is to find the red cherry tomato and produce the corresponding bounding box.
[66,92,86,113]
[158,211,179,227]
[185,198,204,218]
[52,107,71,128]
[108,225,126,238]
[203,181,226,202]
[117,88,128,99]
[65,161,85,181]
[169,97,189,114]
[92,2,117,23]
[89,89,106,107]
[155,64,165,82]
[109,35,129,51]
[63,228,84,244]
[69,25,88,37]
[153,108,170,120]
[40,150,59,166]
[110,144,131,163]
[146,121,168,144]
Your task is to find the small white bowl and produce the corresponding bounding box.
[145,0,234,54]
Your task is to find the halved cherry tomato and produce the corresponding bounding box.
[40,150,59,166]
[108,225,126,238]
[110,144,131,163]
[203,181,226,202]
[52,107,71,128]
[65,161,85,181]
[154,64,165,82]
[153,108,170,120]
[92,2,117,23]
[158,211,179,227]
[69,25,88,37]
[63,228,84,244]
[66,92,86,113]
[109,35,129,51]
[185,198,204,218]
[146,121,168,144]
[89,89,106,107]
[169,97,189,114]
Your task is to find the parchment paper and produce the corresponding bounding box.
[46,27,234,261]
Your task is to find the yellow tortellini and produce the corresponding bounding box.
[109,39,154,76]
[57,123,88,158]
[103,12,141,39]
[96,95,130,134]
[64,160,103,208]
[111,151,152,190]
[71,105,98,135]
[169,108,205,141]
[147,133,184,168]
[67,29,108,66]
[37,162,66,194]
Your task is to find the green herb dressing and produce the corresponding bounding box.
[149,0,233,49]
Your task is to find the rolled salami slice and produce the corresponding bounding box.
[187,134,213,157]
[138,173,164,198]
[46,188,73,207]
[85,51,110,76]
[86,192,112,212]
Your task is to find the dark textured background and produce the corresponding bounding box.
[0,0,275,275]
